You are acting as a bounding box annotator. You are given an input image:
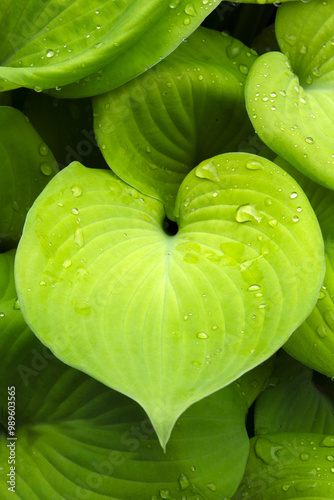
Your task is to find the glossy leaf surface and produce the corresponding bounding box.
[0,106,58,251]
[15,153,325,447]
[255,352,334,436]
[93,28,257,218]
[274,156,334,377]
[233,433,334,499]
[0,252,249,500]
[0,0,221,94]
[246,0,334,190]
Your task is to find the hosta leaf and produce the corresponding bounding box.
[0,0,222,95]
[273,156,334,377]
[0,251,249,499]
[233,433,334,499]
[0,106,58,252]
[245,0,334,190]
[93,27,257,218]
[15,153,325,447]
[235,357,275,408]
[224,0,296,3]
[22,91,108,170]
[255,351,334,436]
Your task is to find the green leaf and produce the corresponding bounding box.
[273,156,334,378]
[0,106,58,252]
[93,27,257,218]
[245,0,334,190]
[223,0,296,3]
[233,433,334,499]
[22,91,108,170]
[0,0,222,95]
[15,153,325,447]
[0,251,249,499]
[235,357,275,408]
[255,351,334,436]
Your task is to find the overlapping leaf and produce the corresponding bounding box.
[0,251,250,500]
[255,352,334,436]
[273,156,334,377]
[233,433,334,499]
[245,0,334,190]
[233,352,334,499]
[0,0,222,95]
[22,91,108,170]
[15,153,324,447]
[93,27,257,217]
[0,106,58,252]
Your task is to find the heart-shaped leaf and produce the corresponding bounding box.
[93,27,257,218]
[245,0,334,190]
[233,433,334,499]
[0,0,222,95]
[272,156,334,377]
[0,251,250,499]
[255,351,334,436]
[0,106,58,252]
[15,153,325,447]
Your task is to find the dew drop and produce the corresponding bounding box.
[71,185,82,197]
[290,192,298,199]
[197,332,208,339]
[226,43,241,59]
[73,300,91,316]
[235,204,262,224]
[169,0,181,7]
[62,259,72,269]
[39,281,46,286]
[183,17,191,25]
[300,453,310,461]
[282,484,290,491]
[46,49,54,58]
[74,229,84,247]
[305,137,314,144]
[239,64,249,75]
[246,160,264,171]
[320,436,334,447]
[292,216,299,222]
[185,3,196,16]
[268,219,278,227]
[179,474,190,490]
[13,299,20,310]
[0,312,5,318]
[248,284,261,291]
[207,483,217,492]
[71,208,79,215]
[40,162,53,176]
[39,143,49,156]
[316,324,327,338]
